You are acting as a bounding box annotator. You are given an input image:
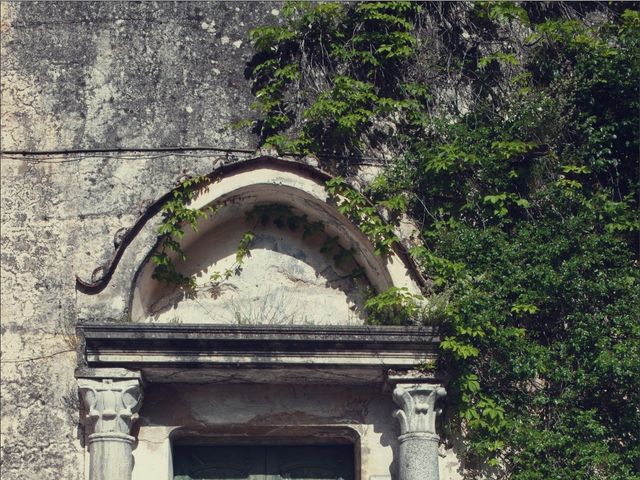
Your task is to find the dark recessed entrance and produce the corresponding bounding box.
[173,445,355,480]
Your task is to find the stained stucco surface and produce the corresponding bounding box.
[135,384,400,480]
[1,1,280,151]
[0,2,459,479]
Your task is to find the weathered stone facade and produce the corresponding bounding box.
[1,3,459,479]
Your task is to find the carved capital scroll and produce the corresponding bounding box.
[392,383,446,436]
[78,378,143,435]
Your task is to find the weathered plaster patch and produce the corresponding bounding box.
[83,31,117,145]
[131,384,398,479]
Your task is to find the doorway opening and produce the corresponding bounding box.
[173,444,355,480]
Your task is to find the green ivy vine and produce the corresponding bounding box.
[246,2,640,478]
[207,230,256,286]
[151,175,214,290]
[325,176,399,256]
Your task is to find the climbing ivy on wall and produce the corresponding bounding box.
[244,202,361,275]
[152,193,371,301]
[325,176,399,256]
[151,175,213,290]
[246,2,640,479]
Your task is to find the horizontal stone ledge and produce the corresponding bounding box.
[77,323,441,384]
[79,323,440,342]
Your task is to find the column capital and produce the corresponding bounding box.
[78,377,143,436]
[392,383,446,436]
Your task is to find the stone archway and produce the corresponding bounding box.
[75,157,447,480]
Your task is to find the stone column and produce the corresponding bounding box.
[78,375,144,480]
[392,382,446,480]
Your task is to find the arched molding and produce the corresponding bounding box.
[75,157,426,323]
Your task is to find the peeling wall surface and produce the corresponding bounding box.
[1,3,459,480]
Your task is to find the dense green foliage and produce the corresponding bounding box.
[247,2,640,478]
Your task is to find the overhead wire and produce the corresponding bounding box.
[0,146,388,165]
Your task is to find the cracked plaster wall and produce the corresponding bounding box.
[0,2,461,480]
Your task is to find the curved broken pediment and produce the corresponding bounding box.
[76,157,424,325]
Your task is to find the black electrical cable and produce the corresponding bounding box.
[0,146,388,164]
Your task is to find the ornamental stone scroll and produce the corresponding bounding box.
[78,375,144,480]
[392,383,447,480]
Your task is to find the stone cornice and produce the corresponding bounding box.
[77,323,441,384]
